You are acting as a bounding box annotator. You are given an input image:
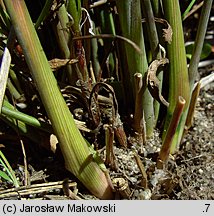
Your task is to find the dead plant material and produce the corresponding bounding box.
[49,58,78,71]
[133,152,148,189]
[133,73,146,146]
[0,180,77,199]
[104,124,118,170]
[146,58,169,107]
[90,82,127,147]
[73,34,142,55]
[112,177,131,199]
[183,1,204,21]
[142,17,173,44]
[185,82,201,130]
[62,178,82,200]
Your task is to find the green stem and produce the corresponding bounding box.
[4,0,113,199]
[162,0,190,150]
[66,0,81,35]
[141,0,163,126]
[188,0,213,90]
[181,0,197,20]
[158,96,186,168]
[9,68,23,95]
[7,78,23,101]
[99,4,116,76]
[67,0,89,82]
[0,2,11,30]
[141,0,159,58]
[57,4,71,44]
[54,6,74,83]
[2,100,53,133]
[0,150,19,187]
[90,24,101,79]
[35,0,53,29]
[116,0,154,137]
[133,73,146,144]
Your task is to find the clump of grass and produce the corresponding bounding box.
[0,0,212,199]
[0,149,19,188]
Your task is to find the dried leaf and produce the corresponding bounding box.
[147,58,169,107]
[49,58,78,71]
[142,17,173,44]
[0,48,11,111]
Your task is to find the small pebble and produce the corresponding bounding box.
[198,169,203,174]
[133,190,139,198]
[139,189,152,200]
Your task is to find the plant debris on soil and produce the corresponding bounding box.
[0,63,213,200]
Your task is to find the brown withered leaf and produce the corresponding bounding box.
[147,58,169,107]
[0,144,5,148]
[49,58,78,71]
[90,82,127,147]
[142,17,173,44]
[154,18,173,44]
